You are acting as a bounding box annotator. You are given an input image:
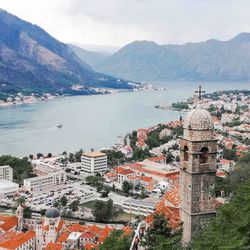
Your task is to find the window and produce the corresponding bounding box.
[200,147,209,163]
[184,146,188,161]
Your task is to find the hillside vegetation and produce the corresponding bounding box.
[95,33,250,82]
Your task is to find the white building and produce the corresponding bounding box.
[67,162,82,174]
[81,151,107,173]
[32,157,64,175]
[0,179,19,197]
[123,197,159,216]
[23,171,66,192]
[0,165,13,181]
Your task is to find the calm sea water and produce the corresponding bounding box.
[0,81,249,157]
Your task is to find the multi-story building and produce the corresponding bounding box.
[0,165,13,181]
[32,158,63,175]
[23,171,66,192]
[0,179,19,197]
[81,151,107,174]
[123,197,159,216]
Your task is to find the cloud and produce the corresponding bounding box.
[0,0,250,46]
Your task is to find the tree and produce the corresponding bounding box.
[28,154,34,160]
[142,213,181,250]
[69,199,80,212]
[40,209,46,216]
[132,147,152,161]
[16,196,26,206]
[101,149,127,167]
[93,199,114,222]
[100,230,132,250]
[101,188,110,198]
[191,181,250,249]
[60,196,68,206]
[93,200,106,222]
[228,153,250,191]
[47,153,52,158]
[105,199,113,221]
[36,153,44,159]
[68,153,75,163]
[171,143,179,150]
[223,148,237,161]
[191,154,250,249]
[75,149,83,162]
[53,200,60,208]
[23,207,32,219]
[122,181,133,195]
[175,155,180,162]
[0,155,34,184]
[166,152,174,163]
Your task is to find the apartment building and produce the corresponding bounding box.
[81,151,107,173]
[0,165,13,181]
[23,171,66,192]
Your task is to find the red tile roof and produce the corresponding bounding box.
[122,226,133,236]
[216,171,226,177]
[220,159,233,165]
[57,231,70,242]
[164,185,180,207]
[84,243,99,250]
[147,155,166,162]
[0,230,35,250]
[81,231,95,239]
[97,226,113,243]
[140,176,153,183]
[115,167,134,175]
[0,216,18,232]
[45,243,63,250]
[145,186,181,229]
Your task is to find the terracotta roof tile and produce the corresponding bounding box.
[115,167,134,175]
[84,243,99,250]
[0,216,18,232]
[57,231,70,242]
[0,230,35,250]
[147,155,166,162]
[45,243,63,250]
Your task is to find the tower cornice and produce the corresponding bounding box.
[179,137,218,143]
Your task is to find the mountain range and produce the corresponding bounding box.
[79,33,250,82]
[0,9,134,96]
[68,44,109,70]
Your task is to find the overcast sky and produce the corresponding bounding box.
[0,0,250,47]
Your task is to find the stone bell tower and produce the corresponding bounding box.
[179,107,217,244]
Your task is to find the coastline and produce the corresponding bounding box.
[0,83,164,108]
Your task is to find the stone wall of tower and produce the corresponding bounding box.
[180,126,217,244]
[183,129,214,141]
[180,139,217,173]
[181,211,215,244]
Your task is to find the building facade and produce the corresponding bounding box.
[179,108,217,244]
[0,179,19,197]
[81,152,107,173]
[0,165,13,181]
[23,171,66,192]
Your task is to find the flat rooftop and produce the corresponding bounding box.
[0,179,18,189]
[140,160,179,173]
[123,196,159,208]
[0,165,11,169]
[82,151,106,158]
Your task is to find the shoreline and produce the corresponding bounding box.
[0,84,163,108]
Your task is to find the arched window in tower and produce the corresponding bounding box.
[184,146,188,161]
[200,147,209,163]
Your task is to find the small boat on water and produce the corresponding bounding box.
[56,124,63,128]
